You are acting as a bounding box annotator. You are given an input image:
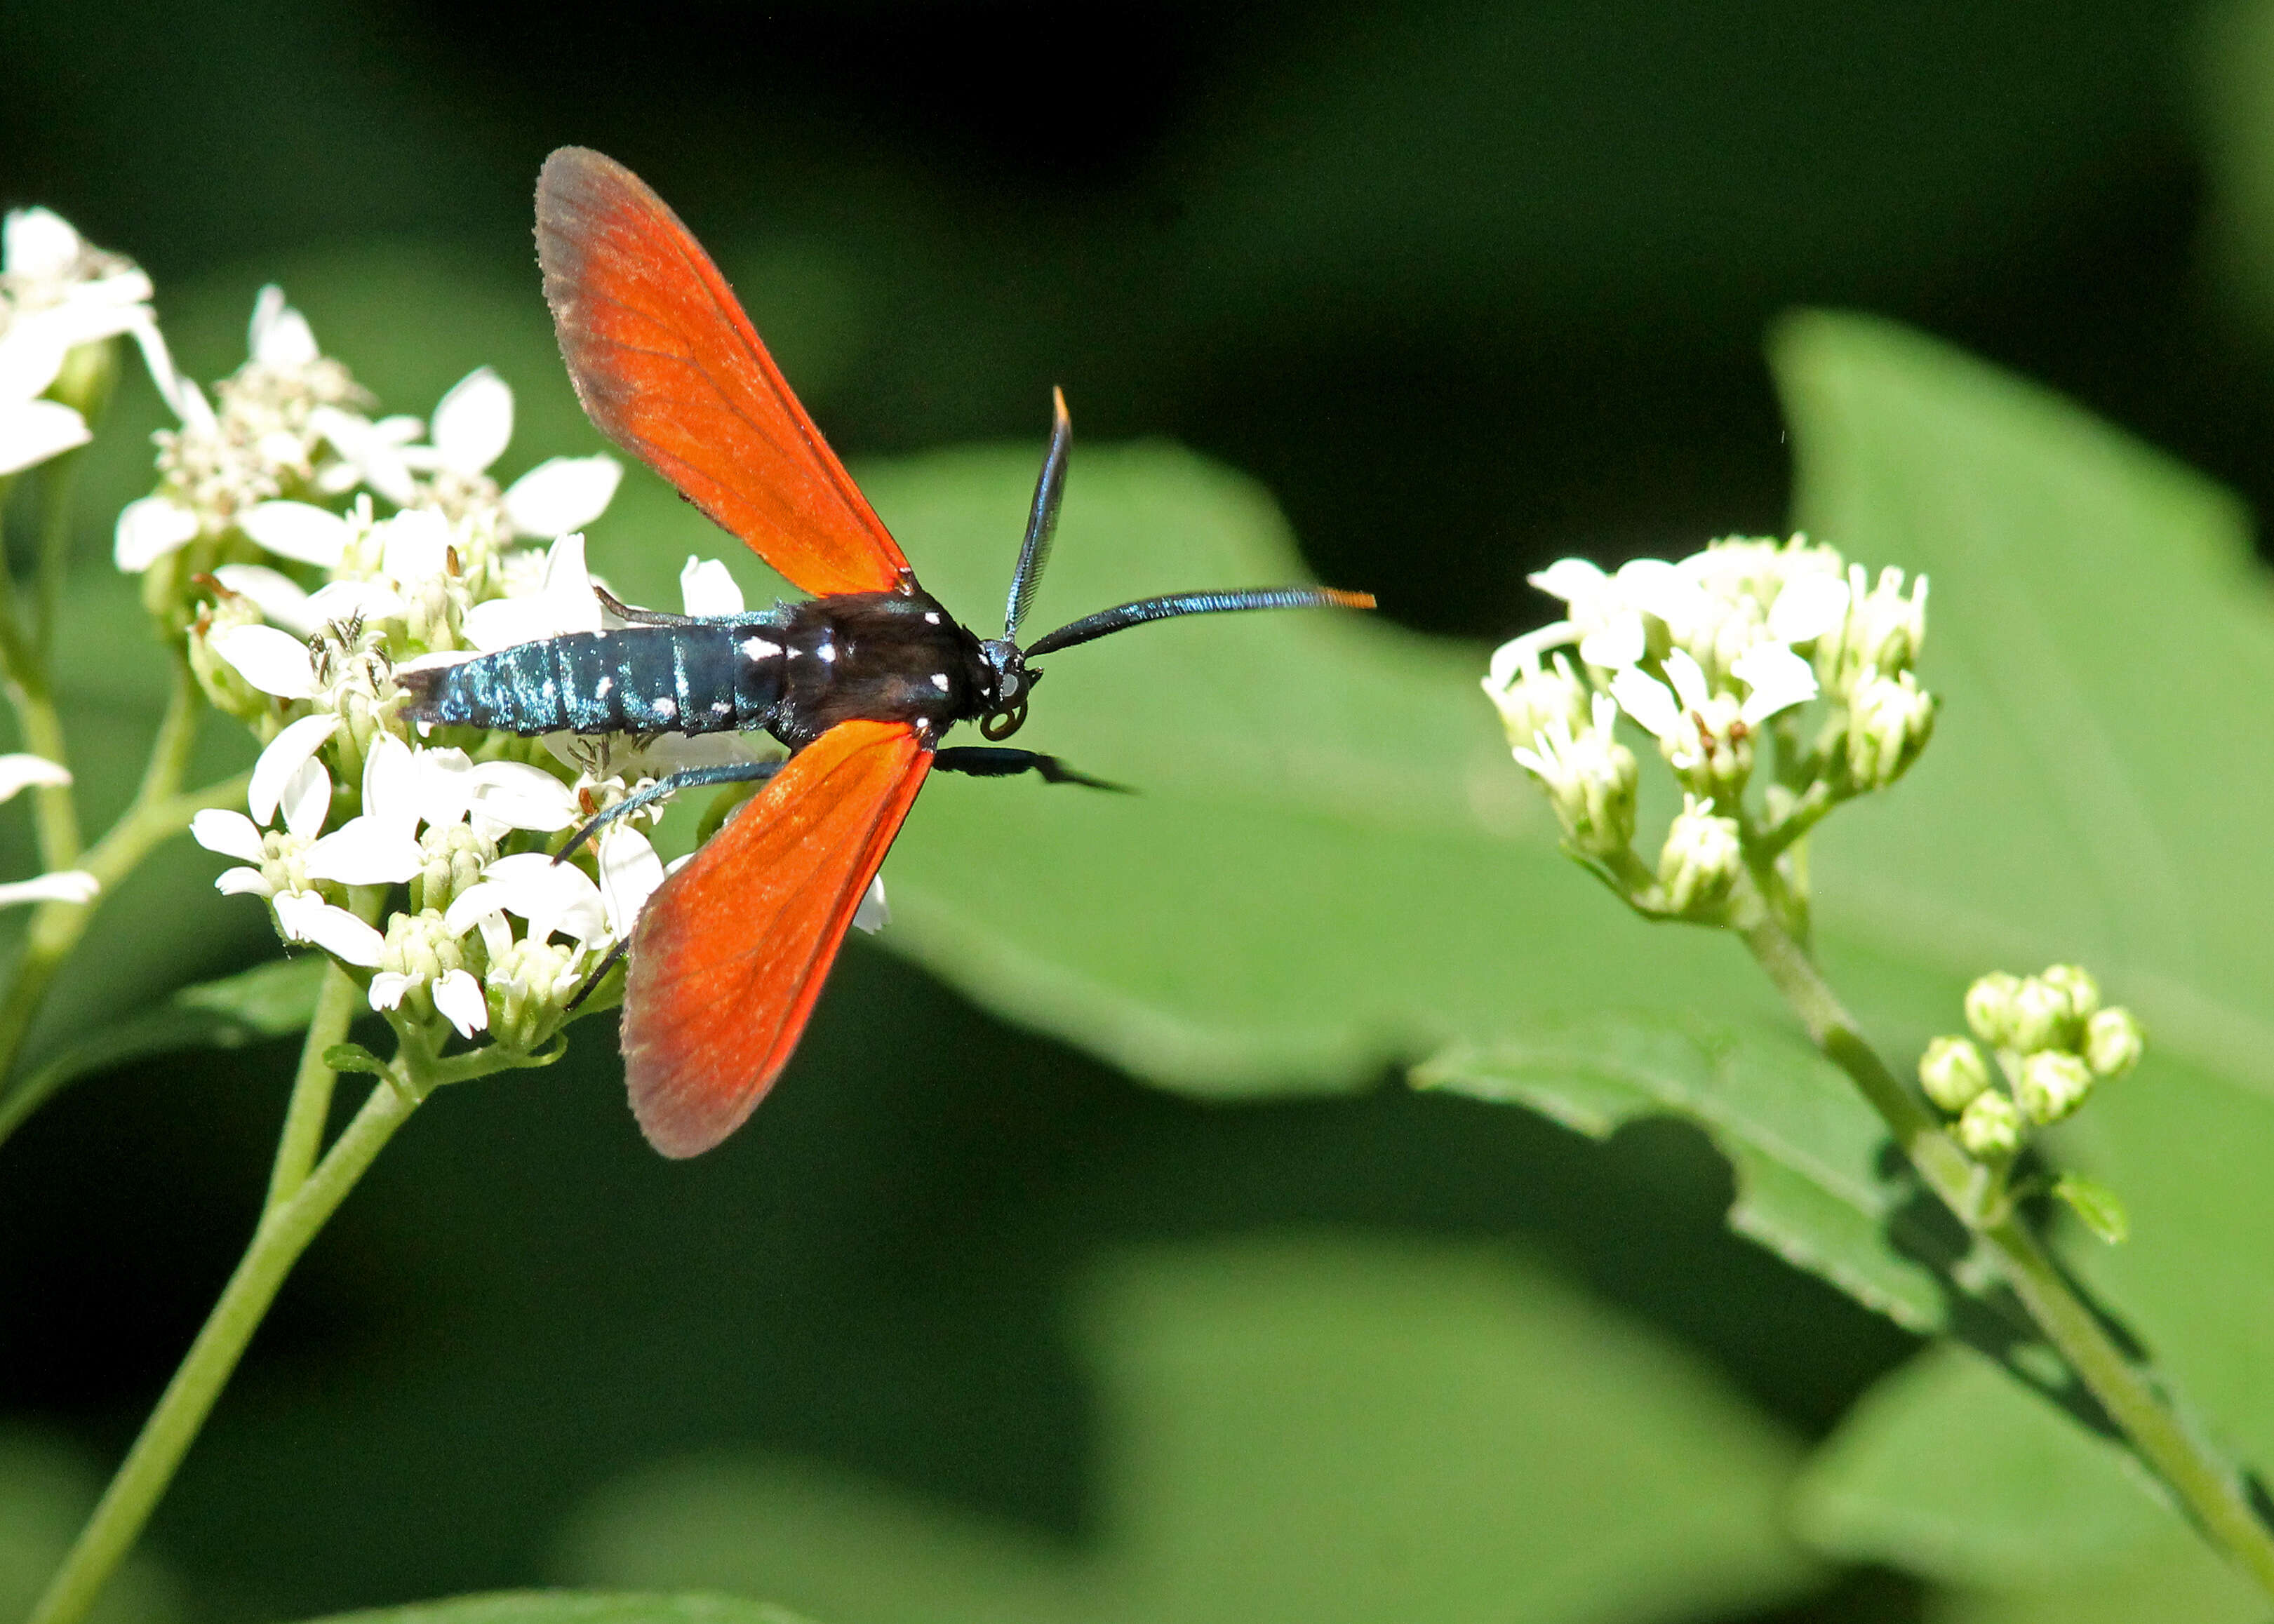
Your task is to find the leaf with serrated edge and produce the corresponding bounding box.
[1418,1014,1952,1331]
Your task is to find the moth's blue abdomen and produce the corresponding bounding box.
[401,620,789,738]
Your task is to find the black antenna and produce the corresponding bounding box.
[1024,586,1376,658]
[1004,387,1071,640]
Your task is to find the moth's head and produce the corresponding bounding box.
[976,637,1041,740]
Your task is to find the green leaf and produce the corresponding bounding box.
[1767,311,2274,1589]
[560,1235,1822,1624]
[1793,1345,2265,1624]
[2050,1174,2129,1245]
[0,956,326,1143]
[299,1595,817,1624]
[854,438,1790,1095]
[1417,1012,1953,1331]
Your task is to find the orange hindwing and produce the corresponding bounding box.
[620,720,932,1157]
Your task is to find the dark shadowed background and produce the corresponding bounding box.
[4,3,2271,1622]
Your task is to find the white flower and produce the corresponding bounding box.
[248,713,342,824]
[247,284,318,368]
[311,404,417,506]
[1659,794,1743,916]
[211,623,319,700]
[0,753,70,804]
[1609,651,1709,749]
[409,367,514,478]
[1728,642,1818,725]
[239,499,352,568]
[445,850,608,947]
[114,495,202,571]
[679,556,744,617]
[0,870,100,908]
[597,824,666,937]
[502,455,621,538]
[1511,692,1638,860]
[212,564,319,636]
[0,318,91,476]
[273,890,385,965]
[304,733,424,885]
[1,206,188,434]
[432,969,489,1037]
[462,532,606,650]
[1767,571,1850,644]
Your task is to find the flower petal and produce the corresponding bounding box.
[0,398,91,477]
[304,815,422,885]
[1661,649,1711,712]
[433,968,490,1037]
[248,286,321,368]
[249,713,342,824]
[375,508,454,587]
[4,207,81,279]
[191,807,268,864]
[368,971,412,1012]
[279,756,335,841]
[597,824,665,937]
[1767,572,1850,644]
[213,564,319,636]
[503,454,621,537]
[360,732,422,833]
[215,866,275,897]
[302,577,408,627]
[1609,666,1682,743]
[114,495,201,572]
[1732,642,1820,725]
[0,869,99,908]
[455,851,607,944]
[465,760,578,833]
[429,367,514,476]
[679,556,744,617]
[212,623,319,699]
[239,499,352,568]
[1527,558,1610,605]
[0,753,71,805]
[273,890,384,965]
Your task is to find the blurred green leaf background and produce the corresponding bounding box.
[15,3,2274,1623]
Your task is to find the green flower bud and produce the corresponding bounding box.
[187,593,274,725]
[1844,669,1935,791]
[1956,1089,2024,1158]
[2015,1049,2094,1125]
[2084,1007,2146,1080]
[1658,796,1743,918]
[1965,971,2022,1047]
[2039,963,2100,1024]
[1918,1035,1990,1113]
[2007,976,2078,1054]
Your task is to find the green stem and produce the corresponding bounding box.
[1738,904,2274,1597]
[26,1071,420,1624]
[0,664,230,1118]
[262,957,362,1213]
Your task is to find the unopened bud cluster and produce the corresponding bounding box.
[1482,535,1936,923]
[1920,964,2144,1159]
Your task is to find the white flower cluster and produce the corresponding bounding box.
[71,276,807,1056]
[1483,535,1935,920]
[0,206,201,913]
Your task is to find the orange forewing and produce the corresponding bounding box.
[620,719,932,1157]
[535,146,909,597]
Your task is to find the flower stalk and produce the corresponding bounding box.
[1739,900,2274,1597]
